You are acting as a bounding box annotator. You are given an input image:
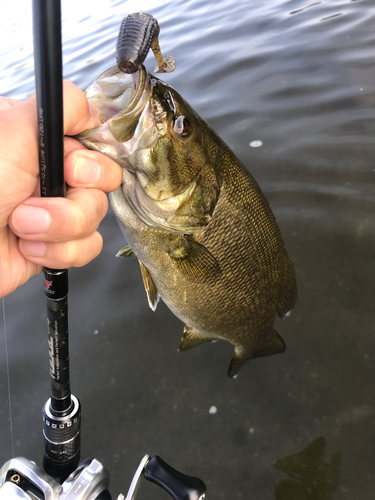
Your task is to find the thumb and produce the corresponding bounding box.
[62,80,102,136]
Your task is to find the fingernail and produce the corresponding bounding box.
[19,240,46,257]
[12,206,51,234]
[74,157,101,185]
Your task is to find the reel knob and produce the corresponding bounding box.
[144,456,206,500]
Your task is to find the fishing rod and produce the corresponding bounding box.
[32,0,81,482]
[0,2,206,499]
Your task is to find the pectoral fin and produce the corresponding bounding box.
[179,326,215,351]
[228,331,285,378]
[138,261,160,311]
[161,235,220,283]
[116,245,136,258]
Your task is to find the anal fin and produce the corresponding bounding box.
[138,261,160,311]
[178,325,215,351]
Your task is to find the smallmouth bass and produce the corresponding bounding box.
[77,64,297,377]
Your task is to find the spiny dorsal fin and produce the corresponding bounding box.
[162,235,221,283]
[277,258,297,319]
[138,260,160,311]
[116,245,136,258]
[178,325,215,351]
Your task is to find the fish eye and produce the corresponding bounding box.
[172,115,191,137]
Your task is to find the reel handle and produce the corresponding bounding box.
[144,456,206,500]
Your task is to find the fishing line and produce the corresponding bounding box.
[0,257,15,458]
[3,298,15,458]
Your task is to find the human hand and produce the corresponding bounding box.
[0,80,122,298]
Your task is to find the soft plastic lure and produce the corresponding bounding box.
[116,11,176,74]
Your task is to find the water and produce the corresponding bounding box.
[1,0,375,498]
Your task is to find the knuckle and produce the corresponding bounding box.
[95,189,109,218]
[70,203,86,237]
[66,189,107,238]
[67,232,103,267]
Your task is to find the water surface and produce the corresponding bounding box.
[0,1,374,499]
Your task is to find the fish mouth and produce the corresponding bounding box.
[79,65,151,144]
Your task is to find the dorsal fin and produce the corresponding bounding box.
[277,258,297,319]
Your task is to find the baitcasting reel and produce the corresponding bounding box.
[0,455,206,500]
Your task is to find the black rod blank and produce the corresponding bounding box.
[32,0,71,415]
[32,0,65,198]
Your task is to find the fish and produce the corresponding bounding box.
[76,64,297,377]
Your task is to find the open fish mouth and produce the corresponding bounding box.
[77,65,154,163]
[84,65,147,124]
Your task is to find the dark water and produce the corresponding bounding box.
[1,0,375,498]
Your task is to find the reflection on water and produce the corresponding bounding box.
[0,0,375,499]
[274,437,341,500]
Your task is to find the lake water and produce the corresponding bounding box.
[1,0,375,498]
